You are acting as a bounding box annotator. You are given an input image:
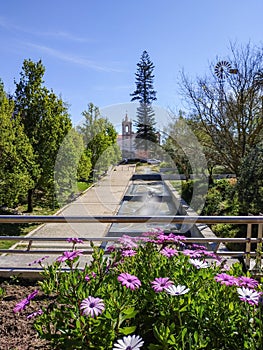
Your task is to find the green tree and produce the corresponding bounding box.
[77,149,92,181]
[54,128,91,205]
[34,92,72,193]
[14,59,72,211]
[78,103,121,176]
[163,112,192,180]
[0,81,38,207]
[186,114,223,184]
[130,50,158,154]
[163,112,209,181]
[237,144,263,215]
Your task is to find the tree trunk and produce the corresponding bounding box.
[27,189,33,212]
[208,167,214,186]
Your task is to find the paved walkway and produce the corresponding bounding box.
[0,165,135,276]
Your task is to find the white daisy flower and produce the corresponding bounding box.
[164,284,190,296]
[189,258,209,269]
[237,287,261,306]
[112,334,144,350]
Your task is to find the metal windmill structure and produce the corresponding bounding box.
[214,60,238,111]
[253,70,263,116]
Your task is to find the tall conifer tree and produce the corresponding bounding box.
[130,51,158,155]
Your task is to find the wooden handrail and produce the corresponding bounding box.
[1,214,263,224]
[0,215,262,270]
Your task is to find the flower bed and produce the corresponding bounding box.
[14,232,263,349]
[0,279,51,349]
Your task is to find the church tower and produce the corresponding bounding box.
[121,113,135,158]
[122,113,132,137]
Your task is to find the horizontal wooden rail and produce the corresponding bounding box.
[1,214,263,224]
[0,236,262,243]
[0,249,258,257]
[0,236,261,256]
[0,236,120,241]
[0,216,262,270]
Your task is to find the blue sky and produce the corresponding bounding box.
[0,0,263,129]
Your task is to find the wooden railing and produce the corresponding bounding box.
[0,215,263,271]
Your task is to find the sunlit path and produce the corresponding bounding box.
[0,165,135,274]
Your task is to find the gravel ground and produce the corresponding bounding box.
[0,278,51,350]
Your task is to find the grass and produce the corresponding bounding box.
[135,163,161,173]
[0,240,16,249]
[0,182,92,250]
[77,181,91,192]
[0,223,42,249]
[170,180,183,194]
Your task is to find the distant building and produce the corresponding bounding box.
[117,113,137,158]
[117,113,160,160]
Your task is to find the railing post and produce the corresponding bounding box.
[254,213,263,272]
[245,221,252,270]
[27,240,33,251]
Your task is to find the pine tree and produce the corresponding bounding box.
[130,51,158,155]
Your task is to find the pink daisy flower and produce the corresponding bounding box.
[117,273,141,290]
[151,277,174,292]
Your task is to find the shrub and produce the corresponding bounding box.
[15,233,263,349]
[201,179,238,216]
[181,180,193,204]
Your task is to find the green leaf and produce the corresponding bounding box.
[181,327,188,341]
[167,334,177,345]
[104,311,115,320]
[228,301,234,312]
[119,326,137,335]
[148,344,164,350]
[120,307,138,322]
[122,307,135,315]
[194,330,199,343]
[75,318,81,330]
[122,307,138,318]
